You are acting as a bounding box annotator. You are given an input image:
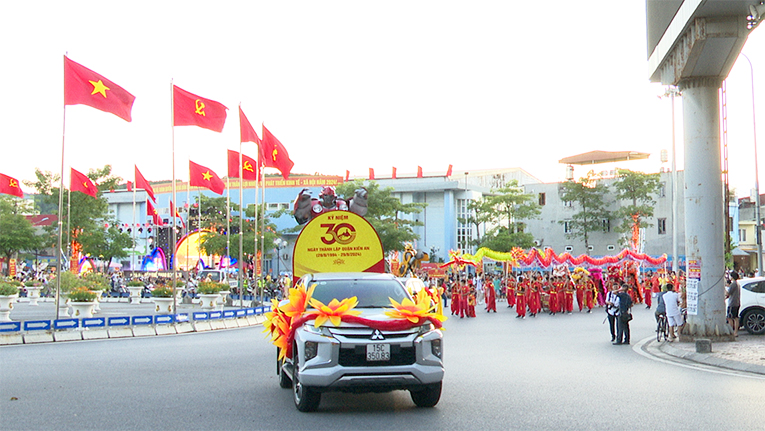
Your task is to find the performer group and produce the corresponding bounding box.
[415,262,687,320]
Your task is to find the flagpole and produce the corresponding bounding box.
[260,164,266,298]
[67,189,71,270]
[238,131,244,308]
[186,181,190,278]
[56,89,67,319]
[226,176,231,272]
[254,162,260,303]
[131,183,136,272]
[171,80,178,315]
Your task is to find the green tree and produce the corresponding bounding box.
[0,197,44,275]
[458,199,494,247]
[611,169,662,250]
[559,175,611,254]
[336,180,425,254]
[78,226,133,272]
[475,181,540,252]
[25,166,130,265]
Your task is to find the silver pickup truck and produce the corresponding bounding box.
[277,272,444,412]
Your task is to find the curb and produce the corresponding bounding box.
[0,314,267,346]
[655,339,765,375]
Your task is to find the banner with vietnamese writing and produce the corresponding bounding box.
[152,175,344,195]
[292,211,384,281]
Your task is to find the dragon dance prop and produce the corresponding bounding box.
[444,247,666,269]
[264,282,446,361]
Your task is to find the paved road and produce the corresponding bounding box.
[1,304,763,430]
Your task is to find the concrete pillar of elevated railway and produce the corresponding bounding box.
[677,76,733,340]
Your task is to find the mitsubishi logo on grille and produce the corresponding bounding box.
[371,329,385,340]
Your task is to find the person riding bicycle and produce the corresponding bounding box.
[654,283,669,323]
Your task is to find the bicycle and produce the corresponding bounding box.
[656,313,668,342]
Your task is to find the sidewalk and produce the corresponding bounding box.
[653,333,765,375]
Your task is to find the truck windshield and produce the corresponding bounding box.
[310,279,410,308]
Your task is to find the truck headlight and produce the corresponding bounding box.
[418,322,435,335]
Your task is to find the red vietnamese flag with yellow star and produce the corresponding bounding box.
[227,149,259,181]
[189,161,225,195]
[70,168,98,198]
[64,56,135,122]
[261,124,294,180]
[146,199,163,226]
[173,86,228,132]
[0,173,24,198]
[134,165,156,201]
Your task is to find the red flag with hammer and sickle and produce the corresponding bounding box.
[0,173,24,198]
[70,168,98,198]
[173,85,228,132]
[227,149,259,181]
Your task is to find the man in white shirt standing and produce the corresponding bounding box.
[663,284,683,341]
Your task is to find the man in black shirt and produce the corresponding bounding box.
[613,284,633,345]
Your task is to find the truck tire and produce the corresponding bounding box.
[292,344,320,412]
[410,381,442,408]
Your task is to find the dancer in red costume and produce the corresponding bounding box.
[527,275,541,317]
[467,288,477,317]
[548,277,560,315]
[515,277,527,318]
[506,276,516,308]
[563,278,575,314]
[450,281,460,316]
[583,275,596,312]
[459,280,469,318]
[575,278,585,312]
[485,278,497,312]
[642,272,653,309]
[557,278,566,314]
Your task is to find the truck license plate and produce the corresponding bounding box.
[366,343,390,361]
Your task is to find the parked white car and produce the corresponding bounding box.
[735,277,765,335]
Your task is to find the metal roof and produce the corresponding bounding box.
[558,151,650,165]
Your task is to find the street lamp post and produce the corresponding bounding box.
[742,53,762,276]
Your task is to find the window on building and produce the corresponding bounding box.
[658,218,667,235]
[739,229,747,242]
[456,199,473,252]
[659,182,666,198]
[538,193,546,206]
[564,200,572,208]
[602,218,610,233]
[563,220,572,234]
[267,203,280,210]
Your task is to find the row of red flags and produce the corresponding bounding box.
[62,56,294,180]
[1,55,297,212]
[363,165,453,181]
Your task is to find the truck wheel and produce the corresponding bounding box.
[293,366,320,412]
[410,381,442,408]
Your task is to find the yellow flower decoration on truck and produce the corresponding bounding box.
[385,289,447,324]
[308,296,362,327]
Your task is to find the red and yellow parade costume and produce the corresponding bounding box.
[515,280,527,318]
[485,280,497,312]
[506,278,516,308]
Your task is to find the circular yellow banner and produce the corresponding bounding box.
[293,211,384,280]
